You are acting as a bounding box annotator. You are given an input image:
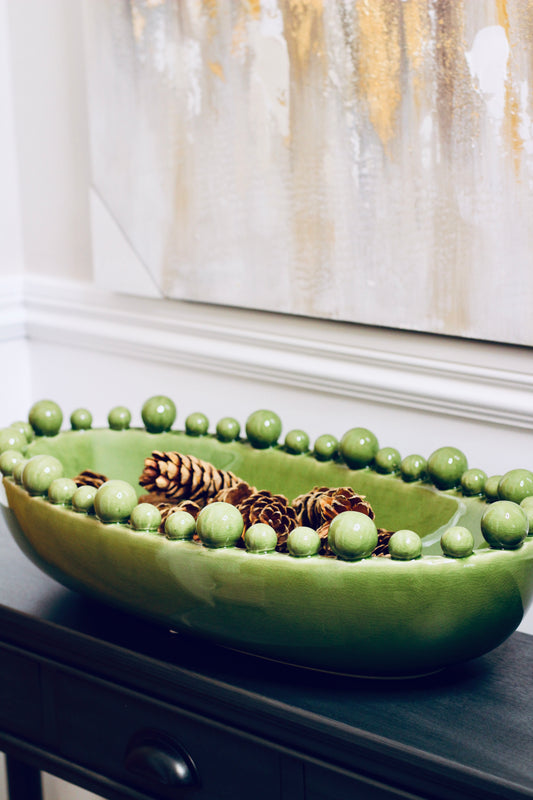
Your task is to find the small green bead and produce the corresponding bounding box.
[94,480,138,523]
[484,475,502,502]
[374,447,401,474]
[340,428,379,469]
[0,427,27,455]
[108,406,131,431]
[427,446,468,490]
[72,485,97,514]
[48,478,78,505]
[216,417,241,442]
[498,469,533,504]
[388,529,422,560]
[22,455,64,496]
[28,400,63,437]
[460,468,487,497]
[10,421,34,443]
[441,526,475,558]
[481,501,529,549]
[130,503,162,531]
[519,497,533,536]
[245,410,282,449]
[70,408,92,430]
[328,511,378,561]
[165,510,196,540]
[245,523,278,554]
[400,454,427,482]
[0,449,25,477]
[196,502,244,548]
[313,434,339,461]
[284,429,310,455]
[185,412,209,437]
[141,395,176,434]
[287,526,321,557]
[13,460,28,484]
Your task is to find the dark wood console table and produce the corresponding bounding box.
[0,510,532,800]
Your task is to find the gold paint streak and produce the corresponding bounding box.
[355,0,402,149]
[401,0,431,106]
[207,60,225,80]
[243,0,261,19]
[130,2,146,41]
[497,0,524,175]
[280,0,325,74]
[496,0,511,37]
[202,0,218,18]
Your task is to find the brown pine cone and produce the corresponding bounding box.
[213,481,255,506]
[237,490,298,550]
[139,451,242,505]
[373,528,393,557]
[293,486,374,535]
[74,470,108,489]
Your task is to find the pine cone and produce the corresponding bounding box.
[373,529,393,557]
[236,490,298,550]
[139,451,242,505]
[213,481,255,506]
[74,470,108,489]
[292,486,374,538]
[155,501,202,536]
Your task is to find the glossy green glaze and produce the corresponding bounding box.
[3,427,533,676]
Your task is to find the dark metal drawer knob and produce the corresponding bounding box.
[124,730,198,788]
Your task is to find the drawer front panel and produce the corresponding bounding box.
[0,644,42,739]
[305,763,427,800]
[53,669,280,800]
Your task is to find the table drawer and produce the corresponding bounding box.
[305,762,427,800]
[0,644,42,740]
[53,669,280,800]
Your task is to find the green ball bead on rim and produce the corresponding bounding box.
[0,449,25,477]
[441,526,475,558]
[481,501,529,550]
[328,511,378,561]
[245,410,282,449]
[284,429,310,455]
[13,460,28,484]
[427,446,468,490]
[165,510,196,540]
[196,502,244,548]
[216,417,241,443]
[70,408,92,430]
[108,406,131,431]
[287,526,321,557]
[484,475,502,502]
[141,395,177,434]
[22,455,64,496]
[185,412,209,437]
[130,503,162,532]
[460,468,487,497]
[519,497,533,536]
[48,478,78,505]
[388,529,422,560]
[400,454,427,483]
[374,447,401,474]
[245,523,278,554]
[498,469,533,504]
[340,428,379,470]
[9,421,34,443]
[28,400,63,437]
[72,485,97,514]
[94,480,138,524]
[313,434,339,462]
[0,427,27,455]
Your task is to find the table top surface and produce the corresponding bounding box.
[0,503,532,799]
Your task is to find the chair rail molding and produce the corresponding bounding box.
[22,275,533,432]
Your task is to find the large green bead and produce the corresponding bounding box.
[22,455,64,496]
[441,526,475,558]
[141,395,176,434]
[498,469,533,504]
[70,408,92,430]
[328,511,378,561]
[28,400,63,437]
[245,410,282,449]
[245,523,278,554]
[0,449,25,476]
[196,502,244,548]
[94,480,138,523]
[0,427,27,455]
[340,428,379,469]
[400,454,427,482]
[481,501,529,550]
[427,446,467,490]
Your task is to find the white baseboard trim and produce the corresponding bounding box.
[23,275,533,431]
[0,274,25,341]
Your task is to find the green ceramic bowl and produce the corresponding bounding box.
[2,400,533,677]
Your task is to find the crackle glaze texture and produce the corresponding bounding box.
[84,1,533,344]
